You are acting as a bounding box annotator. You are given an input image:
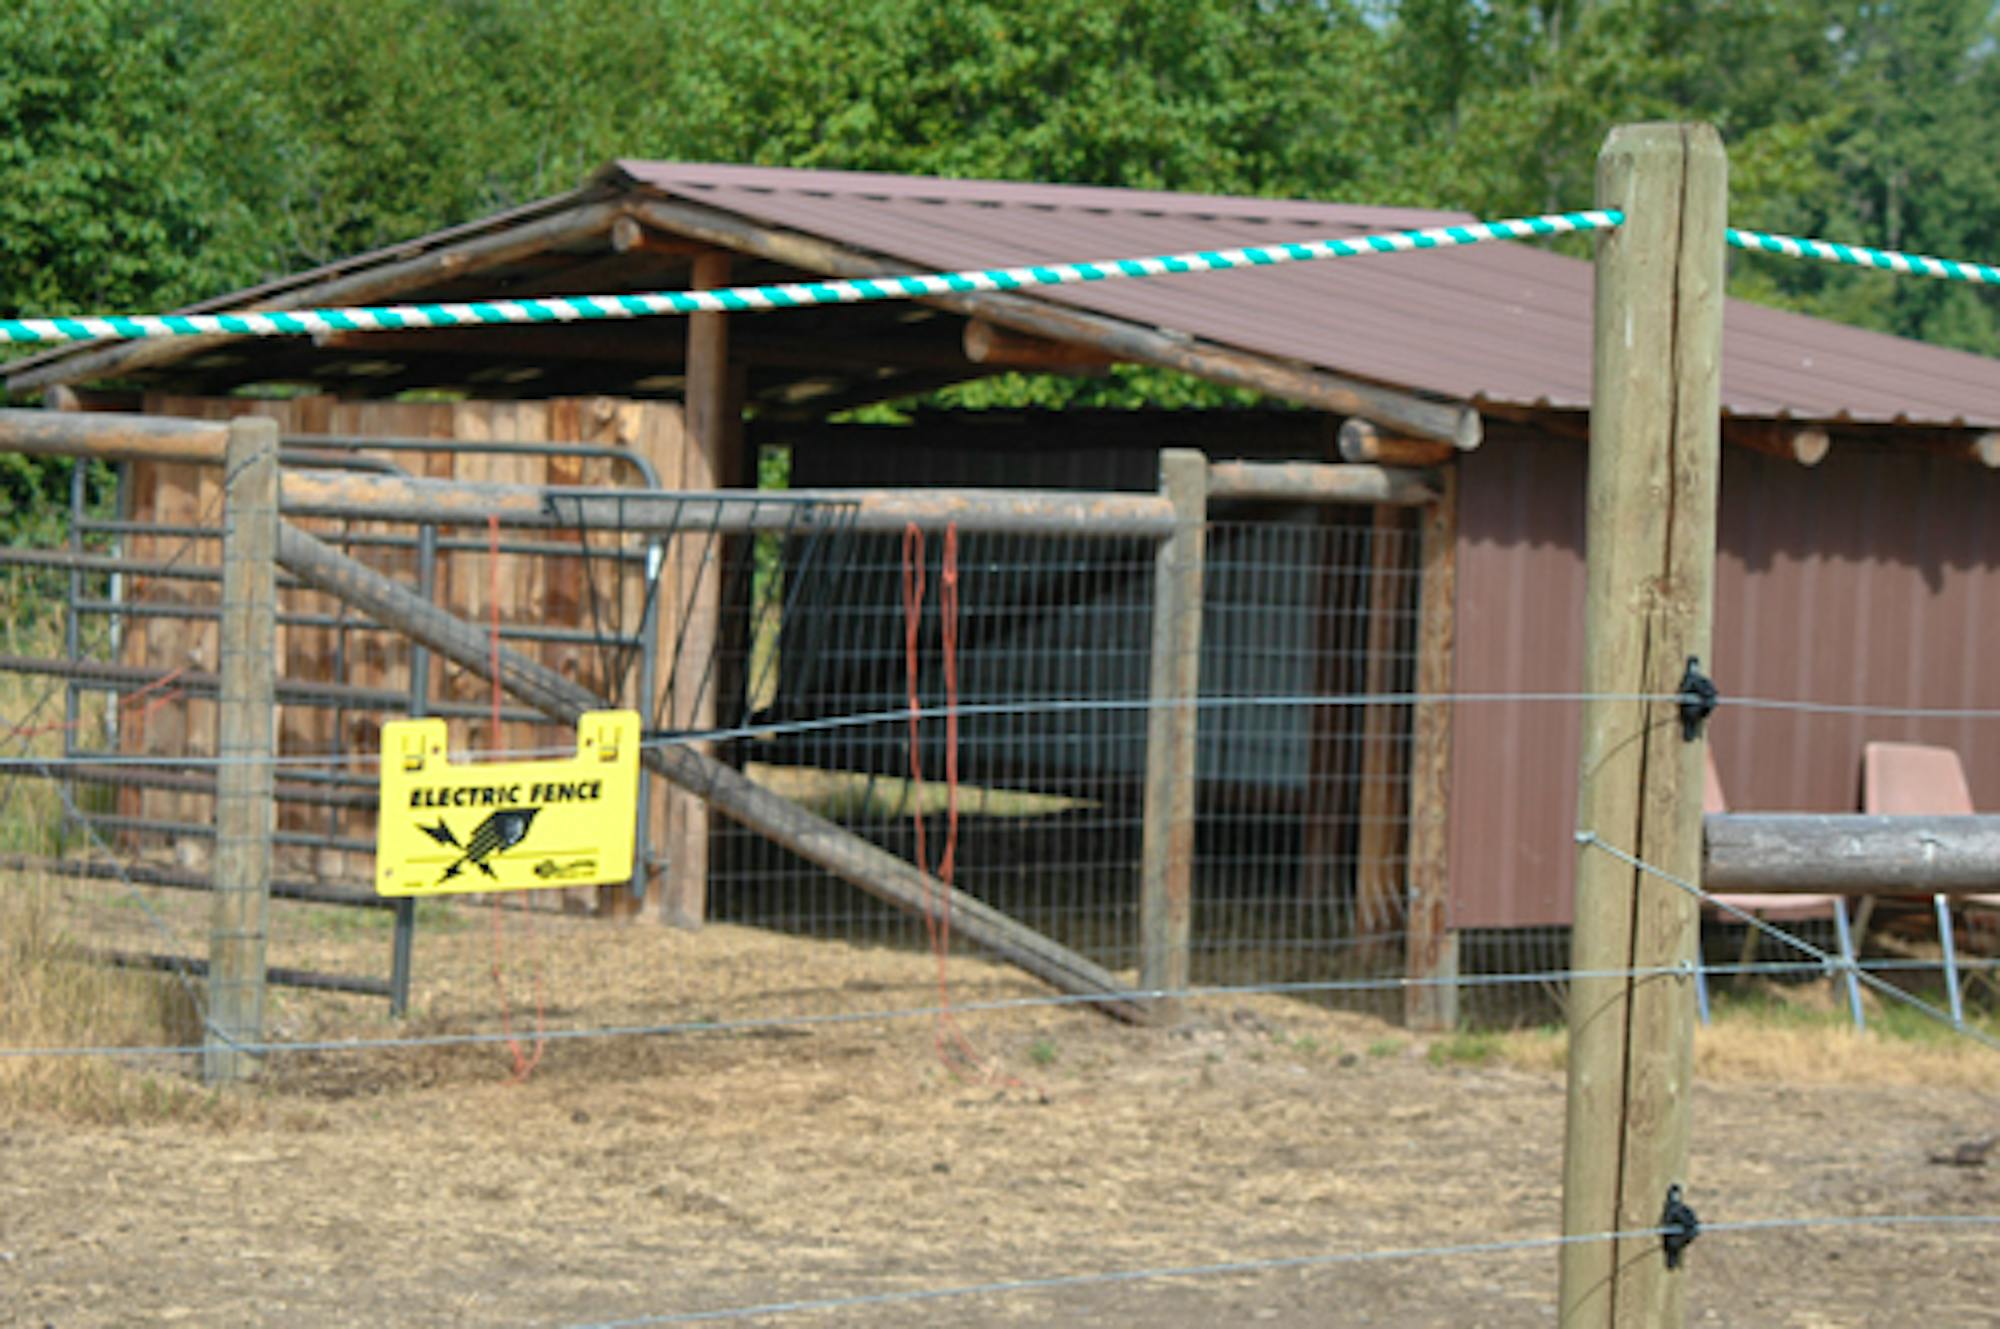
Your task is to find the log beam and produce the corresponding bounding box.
[1705,814,2000,895]
[962,319,1115,371]
[1723,422,1829,467]
[1205,460,1439,507]
[1337,418,1460,467]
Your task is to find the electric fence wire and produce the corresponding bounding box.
[1577,830,2000,1054]
[4,954,1992,1063]
[21,685,2000,774]
[563,1214,2000,1328]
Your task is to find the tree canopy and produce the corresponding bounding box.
[4,0,1999,365]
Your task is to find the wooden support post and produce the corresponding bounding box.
[1403,467,1459,1030]
[1354,508,1410,962]
[664,251,742,928]
[1139,449,1207,1019]
[205,417,279,1084]
[1559,123,1726,1329]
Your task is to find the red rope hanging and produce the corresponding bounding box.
[487,514,545,1083]
[902,523,988,1076]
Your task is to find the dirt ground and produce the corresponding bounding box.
[4,911,1999,1328]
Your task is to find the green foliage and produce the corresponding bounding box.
[1,0,1997,538]
[1427,1029,1504,1066]
[0,0,244,323]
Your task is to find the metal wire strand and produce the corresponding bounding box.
[564,1213,2000,1328]
[4,954,1993,1063]
[23,684,2000,775]
[1576,830,2000,1054]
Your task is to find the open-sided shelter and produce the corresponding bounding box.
[13,162,2000,1009]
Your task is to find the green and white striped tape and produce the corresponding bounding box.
[0,209,1623,347]
[1728,226,2000,285]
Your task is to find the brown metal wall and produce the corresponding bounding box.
[1448,426,2000,928]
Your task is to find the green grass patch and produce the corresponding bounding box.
[1427,1030,1504,1067]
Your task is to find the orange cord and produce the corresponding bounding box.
[7,664,188,743]
[902,524,989,1077]
[487,514,546,1083]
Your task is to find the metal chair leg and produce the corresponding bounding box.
[1833,898,1866,1032]
[1936,894,1965,1029]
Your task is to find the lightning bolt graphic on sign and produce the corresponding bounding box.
[419,809,542,883]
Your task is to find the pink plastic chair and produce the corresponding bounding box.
[1700,751,1865,1027]
[1861,742,1999,1027]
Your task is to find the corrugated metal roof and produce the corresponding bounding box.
[613,160,2000,428]
[10,160,1999,428]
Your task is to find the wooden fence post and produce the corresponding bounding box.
[1403,466,1459,1030]
[663,251,742,928]
[205,416,279,1084]
[1139,449,1207,1019]
[1559,123,1726,1328]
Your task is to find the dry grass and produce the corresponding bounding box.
[1493,980,2000,1090]
[0,873,232,1125]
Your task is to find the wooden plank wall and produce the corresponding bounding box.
[118,395,692,916]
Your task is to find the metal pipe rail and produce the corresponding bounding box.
[73,812,374,856]
[68,597,645,647]
[100,950,393,999]
[0,853,393,909]
[0,545,306,589]
[1704,813,2000,894]
[5,762,378,810]
[0,653,548,724]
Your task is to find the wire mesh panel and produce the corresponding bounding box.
[712,528,1158,968]
[708,503,1427,1002]
[1193,509,1421,1008]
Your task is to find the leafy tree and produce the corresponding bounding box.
[0,0,242,322]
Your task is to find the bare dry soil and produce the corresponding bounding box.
[4,915,1998,1328]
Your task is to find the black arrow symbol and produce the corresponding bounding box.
[439,807,540,883]
[420,819,459,849]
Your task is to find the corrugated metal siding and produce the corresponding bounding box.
[1449,430,2000,928]
[1446,430,1589,928]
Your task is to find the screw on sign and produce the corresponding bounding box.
[374,710,639,897]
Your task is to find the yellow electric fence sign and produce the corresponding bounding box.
[375,710,641,897]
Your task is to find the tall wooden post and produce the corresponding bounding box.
[664,250,743,928]
[205,416,279,1083]
[1139,449,1207,1020]
[1559,124,1726,1328]
[1403,467,1459,1030]
[1354,507,1411,963]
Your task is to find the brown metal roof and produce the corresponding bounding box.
[10,160,2000,428]
[611,161,2000,427]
